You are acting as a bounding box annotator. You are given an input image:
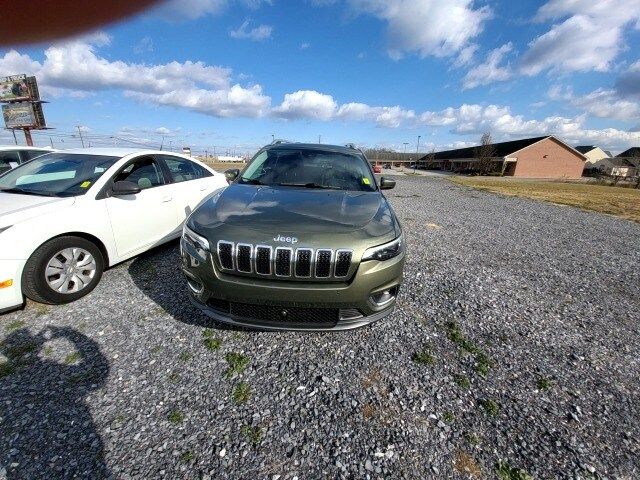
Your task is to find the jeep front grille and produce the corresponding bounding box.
[216,241,353,279]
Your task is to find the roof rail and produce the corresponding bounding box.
[270,139,290,145]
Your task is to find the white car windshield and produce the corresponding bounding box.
[0,153,118,197]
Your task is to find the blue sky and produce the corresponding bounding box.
[1,0,640,154]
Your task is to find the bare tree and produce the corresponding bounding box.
[474,132,496,175]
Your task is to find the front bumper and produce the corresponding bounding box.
[0,259,26,313]
[180,238,405,331]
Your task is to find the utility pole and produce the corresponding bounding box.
[169,140,172,152]
[403,142,409,170]
[271,133,275,142]
[160,135,165,151]
[205,149,208,159]
[76,125,85,148]
[415,135,421,174]
[318,134,321,144]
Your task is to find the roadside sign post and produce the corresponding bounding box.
[1,74,49,145]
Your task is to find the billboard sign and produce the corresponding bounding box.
[2,102,46,128]
[0,75,39,102]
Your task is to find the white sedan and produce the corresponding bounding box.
[0,148,227,312]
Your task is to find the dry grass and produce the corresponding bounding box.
[453,451,483,479]
[196,158,246,173]
[452,176,640,223]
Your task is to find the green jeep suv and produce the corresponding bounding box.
[180,142,405,331]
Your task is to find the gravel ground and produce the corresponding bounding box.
[1,176,639,479]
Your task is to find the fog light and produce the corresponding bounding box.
[0,279,13,289]
[370,287,397,307]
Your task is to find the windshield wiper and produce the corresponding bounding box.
[0,188,57,197]
[277,182,333,189]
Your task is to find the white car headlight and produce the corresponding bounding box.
[182,224,210,252]
[362,233,404,262]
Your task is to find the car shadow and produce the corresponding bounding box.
[127,240,245,331]
[0,327,110,479]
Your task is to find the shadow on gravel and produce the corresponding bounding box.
[0,327,110,479]
[128,241,243,331]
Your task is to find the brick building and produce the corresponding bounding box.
[421,136,587,179]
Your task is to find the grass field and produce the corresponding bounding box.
[196,159,247,173]
[452,176,640,223]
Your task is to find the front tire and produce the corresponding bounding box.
[22,236,105,305]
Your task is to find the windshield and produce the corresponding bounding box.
[239,148,377,192]
[0,153,119,197]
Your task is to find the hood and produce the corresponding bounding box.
[0,193,75,228]
[190,184,397,242]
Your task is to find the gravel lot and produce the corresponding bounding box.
[1,176,639,479]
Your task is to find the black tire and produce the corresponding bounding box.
[22,236,105,305]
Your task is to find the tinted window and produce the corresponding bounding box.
[0,153,118,197]
[240,148,376,192]
[162,156,211,183]
[114,157,165,190]
[20,150,48,162]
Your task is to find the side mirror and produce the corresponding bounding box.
[111,180,141,196]
[379,176,396,190]
[224,168,240,183]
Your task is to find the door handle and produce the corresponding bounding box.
[161,196,173,202]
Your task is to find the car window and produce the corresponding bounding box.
[0,151,21,172]
[0,153,119,197]
[20,150,47,162]
[161,156,212,183]
[239,148,377,192]
[114,157,165,190]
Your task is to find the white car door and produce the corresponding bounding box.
[104,155,179,258]
[159,155,222,221]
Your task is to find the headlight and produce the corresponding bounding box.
[362,233,404,262]
[182,224,210,252]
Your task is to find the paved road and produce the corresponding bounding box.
[1,176,639,479]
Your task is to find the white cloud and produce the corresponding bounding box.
[133,36,154,54]
[229,20,273,41]
[453,44,479,68]
[300,42,310,50]
[521,0,640,75]
[328,0,491,59]
[0,33,270,118]
[337,103,415,128]
[273,90,337,120]
[417,102,640,151]
[462,43,513,89]
[155,0,271,20]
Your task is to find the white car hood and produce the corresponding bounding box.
[0,193,75,228]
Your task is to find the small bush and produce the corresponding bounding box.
[496,461,533,480]
[537,377,552,391]
[454,374,471,389]
[412,344,435,365]
[232,382,251,404]
[225,352,249,378]
[480,399,499,416]
[167,410,184,424]
[241,425,263,444]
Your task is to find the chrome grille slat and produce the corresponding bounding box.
[295,248,313,278]
[275,247,293,277]
[236,243,252,273]
[255,245,272,275]
[216,242,352,279]
[314,249,333,278]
